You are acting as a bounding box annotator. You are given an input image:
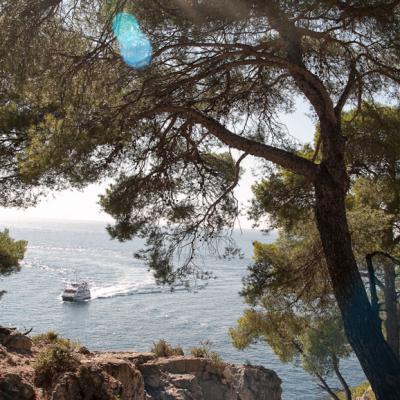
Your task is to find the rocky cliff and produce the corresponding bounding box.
[0,326,282,400]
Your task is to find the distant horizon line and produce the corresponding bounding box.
[0,215,267,232]
[0,215,113,224]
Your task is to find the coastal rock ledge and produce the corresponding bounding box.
[0,326,282,400]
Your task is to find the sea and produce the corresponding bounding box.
[0,219,365,399]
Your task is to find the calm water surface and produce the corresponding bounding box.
[0,219,365,399]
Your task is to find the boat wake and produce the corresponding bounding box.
[91,283,161,299]
[90,281,208,300]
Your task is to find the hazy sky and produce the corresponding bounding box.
[0,99,315,225]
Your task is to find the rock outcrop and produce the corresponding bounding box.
[0,326,282,400]
[50,364,141,400]
[138,356,281,400]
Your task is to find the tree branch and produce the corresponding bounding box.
[264,1,337,126]
[335,61,357,115]
[333,0,400,20]
[332,357,352,400]
[370,251,400,266]
[151,106,318,180]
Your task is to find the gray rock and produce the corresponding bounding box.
[233,365,282,400]
[140,356,282,400]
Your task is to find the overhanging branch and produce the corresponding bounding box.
[151,106,318,180]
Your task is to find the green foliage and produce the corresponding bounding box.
[33,341,78,389]
[344,105,400,182]
[242,230,332,310]
[230,309,305,363]
[230,310,351,382]
[150,339,184,357]
[0,229,27,276]
[246,105,400,308]
[249,152,314,231]
[301,317,352,377]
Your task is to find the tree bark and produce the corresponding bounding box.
[366,254,380,324]
[314,175,400,400]
[383,263,399,358]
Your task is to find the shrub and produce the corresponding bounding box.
[151,339,184,357]
[189,340,225,368]
[337,381,375,400]
[190,346,208,358]
[33,342,79,388]
[32,331,78,349]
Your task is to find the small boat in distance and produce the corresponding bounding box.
[62,281,91,302]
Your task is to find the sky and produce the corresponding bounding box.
[0,99,315,226]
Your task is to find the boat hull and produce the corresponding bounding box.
[62,294,91,302]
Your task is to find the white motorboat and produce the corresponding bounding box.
[62,281,91,302]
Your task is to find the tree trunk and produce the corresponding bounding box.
[314,176,400,400]
[333,357,352,400]
[384,263,399,358]
[315,372,341,400]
